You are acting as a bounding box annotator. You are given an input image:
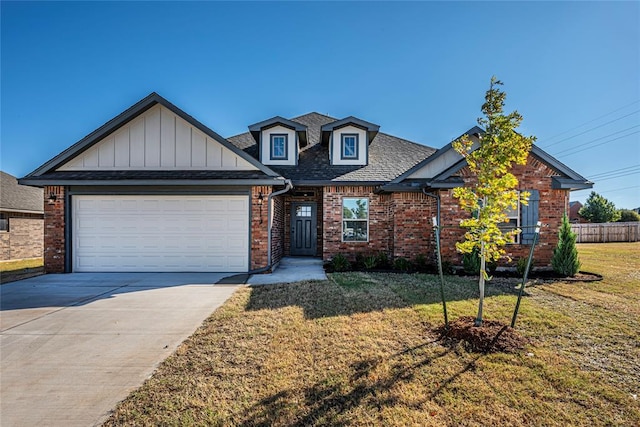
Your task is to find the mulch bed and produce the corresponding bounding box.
[438,316,530,354]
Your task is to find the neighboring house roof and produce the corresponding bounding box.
[228,112,437,184]
[0,171,43,214]
[20,93,283,186]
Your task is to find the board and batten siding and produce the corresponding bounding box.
[58,105,257,171]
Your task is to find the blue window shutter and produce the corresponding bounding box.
[521,190,539,244]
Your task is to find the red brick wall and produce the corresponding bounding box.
[44,186,66,273]
[251,186,271,270]
[438,155,568,267]
[284,187,323,257]
[392,192,437,261]
[323,186,393,261]
[271,195,285,265]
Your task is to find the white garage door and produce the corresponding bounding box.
[72,195,249,272]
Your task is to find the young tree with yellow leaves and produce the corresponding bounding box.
[452,77,536,326]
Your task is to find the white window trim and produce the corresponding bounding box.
[342,197,369,242]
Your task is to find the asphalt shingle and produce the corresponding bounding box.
[0,171,43,213]
[227,112,436,183]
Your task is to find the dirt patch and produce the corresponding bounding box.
[438,316,530,354]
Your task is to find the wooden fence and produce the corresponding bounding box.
[571,222,640,243]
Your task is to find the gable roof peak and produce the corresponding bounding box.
[23,92,281,178]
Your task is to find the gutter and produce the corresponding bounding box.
[249,179,293,274]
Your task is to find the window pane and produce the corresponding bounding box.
[343,135,357,158]
[342,198,368,219]
[345,141,355,157]
[498,219,519,243]
[271,135,286,159]
[296,206,312,217]
[343,220,368,241]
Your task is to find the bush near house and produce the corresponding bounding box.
[552,214,581,277]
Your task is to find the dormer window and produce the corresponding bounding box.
[270,134,288,160]
[248,117,307,166]
[321,116,379,166]
[341,134,359,159]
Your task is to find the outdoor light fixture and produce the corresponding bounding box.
[47,193,57,205]
[257,192,264,223]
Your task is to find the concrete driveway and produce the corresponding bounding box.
[1,272,241,427]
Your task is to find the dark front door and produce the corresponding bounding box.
[290,202,317,256]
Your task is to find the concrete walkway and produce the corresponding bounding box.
[248,257,327,285]
[0,272,239,427]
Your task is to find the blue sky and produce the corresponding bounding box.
[2,1,639,208]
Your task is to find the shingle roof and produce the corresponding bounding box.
[227,112,436,183]
[0,171,43,213]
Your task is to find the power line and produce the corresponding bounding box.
[541,99,640,143]
[596,185,640,195]
[573,185,640,194]
[540,109,640,149]
[556,131,640,158]
[592,171,640,182]
[589,165,640,179]
[552,124,640,156]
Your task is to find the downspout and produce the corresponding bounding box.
[422,187,441,229]
[249,179,293,274]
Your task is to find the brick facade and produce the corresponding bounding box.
[323,186,394,261]
[392,192,437,261]
[271,195,285,265]
[250,186,272,270]
[40,157,568,272]
[0,217,44,261]
[44,186,66,273]
[438,155,568,267]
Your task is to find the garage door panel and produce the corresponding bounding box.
[73,195,249,272]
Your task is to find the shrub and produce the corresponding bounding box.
[375,252,390,269]
[462,248,497,275]
[618,209,640,222]
[516,257,534,277]
[413,253,432,272]
[462,249,482,275]
[331,253,351,272]
[393,257,412,272]
[362,254,378,270]
[552,214,581,277]
[441,260,455,275]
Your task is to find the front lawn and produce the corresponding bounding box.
[104,243,640,426]
[0,257,43,272]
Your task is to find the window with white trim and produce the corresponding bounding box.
[341,134,358,160]
[342,198,368,241]
[270,134,288,160]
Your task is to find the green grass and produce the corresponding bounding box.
[103,243,640,426]
[0,257,43,273]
